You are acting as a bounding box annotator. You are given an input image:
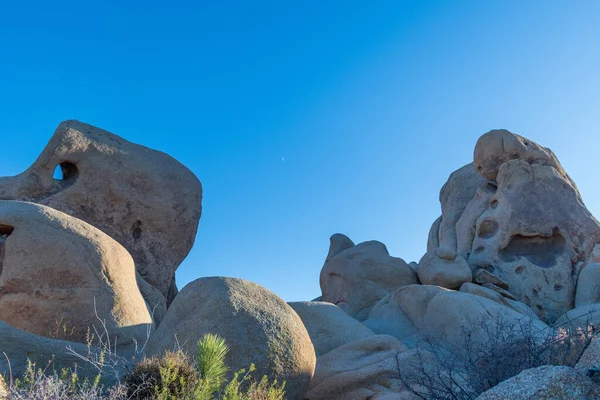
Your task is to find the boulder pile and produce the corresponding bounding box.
[1,122,600,399]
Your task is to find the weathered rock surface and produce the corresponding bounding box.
[575,334,600,372]
[467,160,600,321]
[474,269,509,290]
[305,335,419,400]
[459,283,538,318]
[473,129,579,193]
[576,263,600,307]
[417,247,472,289]
[476,365,600,399]
[365,285,548,350]
[437,163,490,251]
[288,301,374,357]
[0,200,153,354]
[146,277,315,400]
[0,120,203,303]
[320,234,418,321]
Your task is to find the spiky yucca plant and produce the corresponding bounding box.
[196,333,230,398]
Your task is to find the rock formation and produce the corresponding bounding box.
[2,122,600,399]
[146,277,316,400]
[0,200,153,356]
[0,120,203,304]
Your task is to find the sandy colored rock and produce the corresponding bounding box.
[365,284,548,351]
[576,263,600,307]
[476,365,600,399]
[455,182,497,256]
[0,120,203,303]
[288,301,374,357]
[320,234,418,321]
[0,200,153,355]
[467,160,600,322]
[459,283,538,318]
[417,247,472,289]
[305,335,419,400]
[146,277,315,400]
[473,130,579,194]
[136,272,168,326]
[474,269,509,290]
[437,163,490,250]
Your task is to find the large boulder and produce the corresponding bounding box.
[288,301,374,357]
[476,365,600,399]
[305,335,419,400]
[467,160,600,322]
[0,120,203,303]
[417,247,472,289]
[365,284,548,350]
[473,129,579,195]
[0,200,153,355]
[320,234,418,321]
[146,277,315,400]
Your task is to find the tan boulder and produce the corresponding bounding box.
[288,301,374,357]
[146,277,315,400]
[467,160,600,321]
[0,200,153,355]
[305,335,419,400]
[476,365,600,399]
[0,120,203,303]
[320,234,418,321]
[365,285,548,351]
[417,247,472,290]
[473,129,579,194]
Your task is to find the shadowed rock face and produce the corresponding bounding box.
[0,120,203,304]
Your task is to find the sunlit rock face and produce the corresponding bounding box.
[319,234,419,321]
[0,200,153,355]
[428,129,600,322]
[467,160,600,321]
[0,120,203,304]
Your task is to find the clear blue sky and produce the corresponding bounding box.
[1,1,599,301]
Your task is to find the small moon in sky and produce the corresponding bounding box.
[282,157,285,161]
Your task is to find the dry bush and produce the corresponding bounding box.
[397,312,600,400]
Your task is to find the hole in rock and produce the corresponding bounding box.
[53,162,78,181]
[0,224,14,276]
[515,265,525,275]
[477,220,499,239]
[500,232,566,268]
[490,199,499,209]
[554,284,564,291]
[132,220,143,240]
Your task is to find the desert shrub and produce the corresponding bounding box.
[221,364,286,400]
[8,359,128,400]
[121,333,287,400]
[124,350,199,400]
[397,313,600,400]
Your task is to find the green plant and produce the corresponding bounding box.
[196,333,230,399]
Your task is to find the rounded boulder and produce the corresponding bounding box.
[146,277,316,400]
